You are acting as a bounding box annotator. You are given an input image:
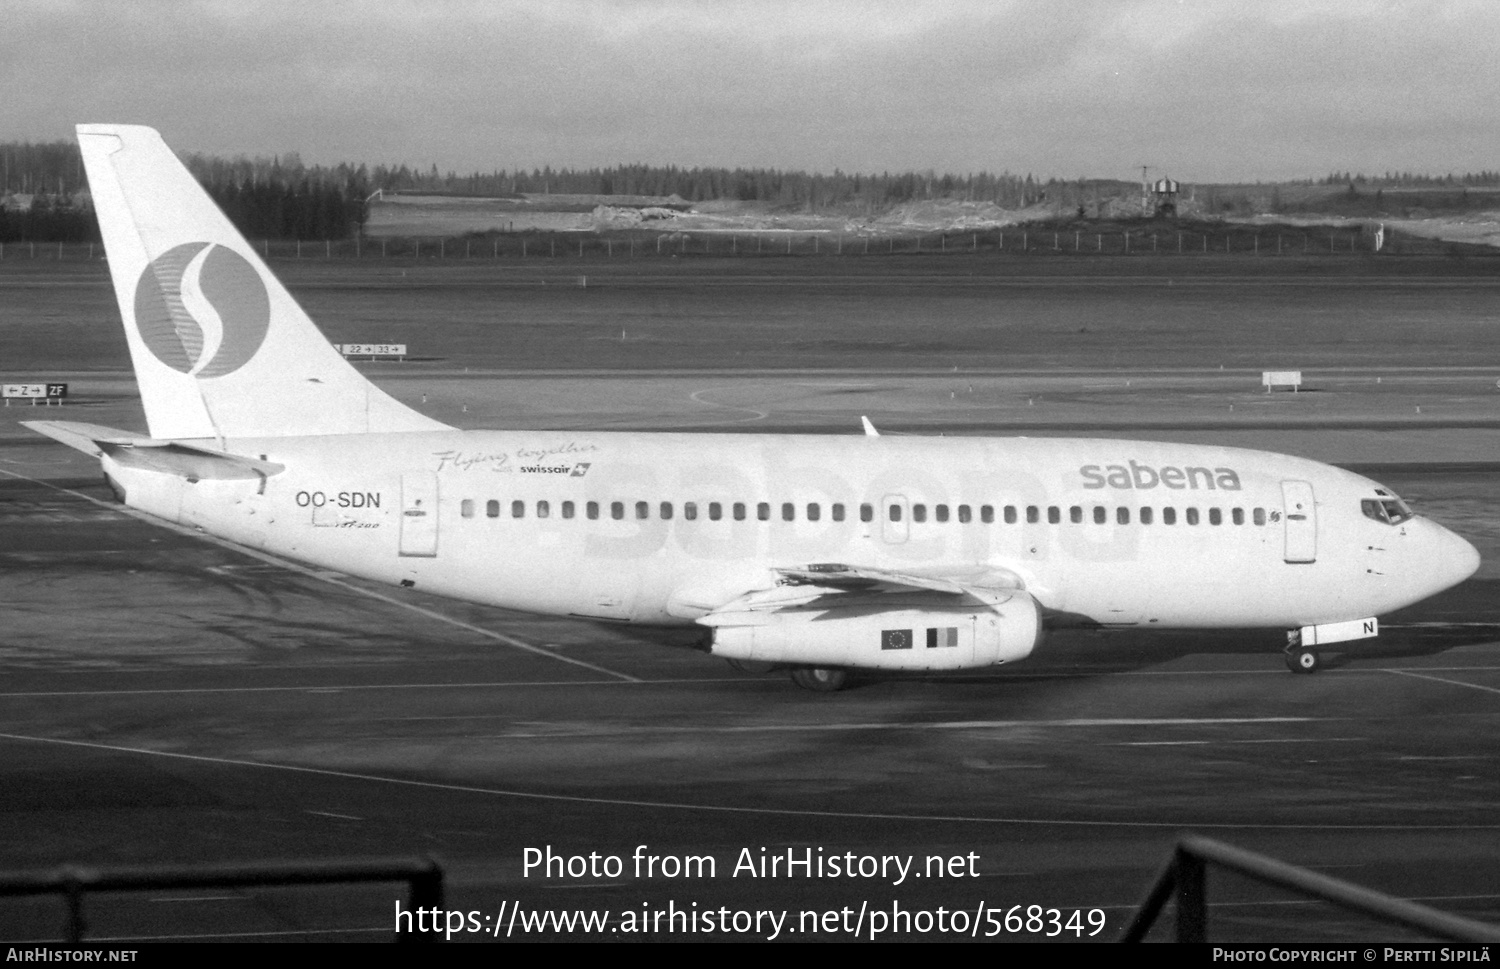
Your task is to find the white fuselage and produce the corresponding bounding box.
[103,430,1478,632]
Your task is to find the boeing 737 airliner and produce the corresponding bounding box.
[25,125,1481,690]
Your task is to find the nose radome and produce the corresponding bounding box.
[1432,523,1481,592]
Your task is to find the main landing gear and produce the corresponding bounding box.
[789,667,849,692]
[1283,631,1322,675]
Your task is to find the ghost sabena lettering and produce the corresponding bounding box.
[1081,460,1242,491]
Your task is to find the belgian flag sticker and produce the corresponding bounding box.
[881,629,913,650]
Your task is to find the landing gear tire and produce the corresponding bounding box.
[727,659,777,675]
[1285,647,1321,674]
[790,667,848,692]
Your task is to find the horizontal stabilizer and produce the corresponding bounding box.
[22,420,283,481]
[20,420,142,456]
[98,440,285,482]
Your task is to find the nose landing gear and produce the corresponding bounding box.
[1285,646,1322,674]
[1284,631,1322,674]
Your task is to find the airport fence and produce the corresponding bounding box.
[1121,836,1500,943]
[0,856,444,943]
[0,227,1486,263]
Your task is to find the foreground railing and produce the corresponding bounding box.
[1121,836,1500,942]
[0,856,443,943]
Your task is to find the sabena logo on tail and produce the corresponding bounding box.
[77,123,450,439]
[135,242,271,377]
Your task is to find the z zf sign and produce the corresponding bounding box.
[2,383,67,399]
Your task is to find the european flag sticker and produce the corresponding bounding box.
[881,629,913,650]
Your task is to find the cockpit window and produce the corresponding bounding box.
[1362,496,1413,525]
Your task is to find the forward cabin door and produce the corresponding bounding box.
[399,472,439,557]
[1281,480,1316,564]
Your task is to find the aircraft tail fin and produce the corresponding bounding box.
[76,124,450,441]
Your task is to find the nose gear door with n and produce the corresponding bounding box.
[399,472,439,557]
[1281,479,1316,564]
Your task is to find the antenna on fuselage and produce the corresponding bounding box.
[860,416,880,437]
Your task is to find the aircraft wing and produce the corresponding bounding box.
[773,562,1023,595]
[688,562,1027,626]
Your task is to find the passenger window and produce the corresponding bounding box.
[611,501,624,520]
[1163,507,1177,525]
[913,504,927,523]
[1209,508,1222,525]
[860,503,873,522]
[782,502,795,521]
[806,503,820,522]
[734,502,746,521]
[1069,506,1083,524]
[958,505,971,523]
[537,500,550,519]
[660,502,673,520]
[757,502,770,521]
[487,499,500,518]
[935,505,949,523]
[1093,506,1107,524]
[1027,506,1039,524]
[982,505,996,524]
[1232,507,1244,525]
[1253,507,1265,526]
[636,501,649,520]
[1186,507,1199,525]
[684,502,697,521]
[1004,506,1017,524]
[587,501,599,520]
[709,502,722,521]
[461,499,474,518]
[1117,507,1130,525]
[1048,506,1060,524]
[512,500,525,518]
[1140,506,1154,525]
[832,504,845,522]
[889,504,903,522]
[562,501,575,519]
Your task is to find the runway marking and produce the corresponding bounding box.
[1095,892,1500,912]
[6,730,1500,832]
[0,468,640,683]
[305,810,363,821]
[687,387,769,423]
[476,716,1323,736]
[1116,737,1364,747]
[1383,668,1500,697]
[10,666,1500,700]
[149,896,237,903]
[0,678,747,699]
[14,927,391,942]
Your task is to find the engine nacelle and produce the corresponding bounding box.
[706,591,1042,672]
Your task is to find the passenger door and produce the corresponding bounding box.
[1281,480,1316,564]
[399,472,439,557]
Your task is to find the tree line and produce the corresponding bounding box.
[7,137,1500,244]
[1321,170,1500,186]
[1,141,371,243]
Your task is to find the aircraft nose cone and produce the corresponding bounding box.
[1433,524,1481,592]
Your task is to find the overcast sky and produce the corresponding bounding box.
[2,0,1495,182]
